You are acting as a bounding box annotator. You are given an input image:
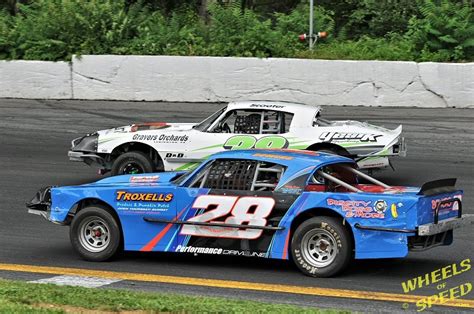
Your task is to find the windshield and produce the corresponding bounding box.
[171,171,192,185]
[193,106,226,131]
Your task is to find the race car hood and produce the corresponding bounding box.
[99,122,197,135]
[88,172,187,187]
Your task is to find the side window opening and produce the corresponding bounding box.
[261,111,293,134]
[200,159,257,190]
[212,110,262,134]
[309,164,358,193]
[212,109,293,134]
[308,163,390,193]
[189,159,285,192]
[251,162,285,191]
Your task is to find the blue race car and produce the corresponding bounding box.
[27,150,472,277]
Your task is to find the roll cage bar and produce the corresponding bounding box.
[312,164,391,193]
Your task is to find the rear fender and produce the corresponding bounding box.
[288,192,419,259]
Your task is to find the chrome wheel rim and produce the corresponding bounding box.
[301,228,338,268]
[78,217,110,253]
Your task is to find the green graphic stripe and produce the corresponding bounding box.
[192,144,224,152]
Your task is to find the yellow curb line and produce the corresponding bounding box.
[0,263,473,309]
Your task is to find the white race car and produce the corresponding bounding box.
[69,101,406,175]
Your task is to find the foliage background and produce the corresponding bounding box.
[0,0,472,62]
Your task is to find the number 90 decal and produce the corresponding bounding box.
[180,195,275,239]
[223,135,289,150]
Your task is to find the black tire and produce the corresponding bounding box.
[291,216,352,277]
[70,206,122,262]
[314,148,340,155]
[111,151,154,176]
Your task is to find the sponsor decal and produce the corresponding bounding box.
[391,203,402,218]
[327,198,384,218]
[400,258,471,312]
[374,200,388,213]
[116,191,173,202]
[320,132,382,143]
[223,135,289,150]
[175,245,223,255]
[165,152,185,159]
[175,245,266,257]
[132,134,159,141]
[431,195,462,211]
[132,134,189,143]
[130,175,160,183]
[250,104,285,109]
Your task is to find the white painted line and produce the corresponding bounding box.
[30,275,121,288]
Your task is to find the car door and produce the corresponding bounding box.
[115,184,178,252]
[173,158,299,257]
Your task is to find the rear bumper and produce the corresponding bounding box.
[354,214,474,236]
[418,214,474,236]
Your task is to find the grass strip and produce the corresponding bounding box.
[0,279,346,313]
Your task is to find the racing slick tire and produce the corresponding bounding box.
[291,216,352,277]
[111,151,154,176]
[70,206,122,262]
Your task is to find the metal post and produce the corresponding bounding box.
[309,0,314,50]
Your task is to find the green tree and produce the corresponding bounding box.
[407,0,474,61]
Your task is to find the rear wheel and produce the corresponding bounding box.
[111,151,154,176]
[70,206,122,262]
[313,147,345,156]
[291,216,352,277]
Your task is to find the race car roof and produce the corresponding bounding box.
[208,149,354,168]
[227,101,321,115]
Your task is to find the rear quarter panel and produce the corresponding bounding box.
[282,191,420,259]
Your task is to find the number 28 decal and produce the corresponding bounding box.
[180,195,275,239]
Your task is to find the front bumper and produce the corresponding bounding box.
[26,186,52,220]
[68,150,105,164]
[69,133,102,164]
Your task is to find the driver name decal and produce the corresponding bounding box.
[320,132,382,143]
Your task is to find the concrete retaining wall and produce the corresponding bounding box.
[0,60,72,99]
[1,55,473,107]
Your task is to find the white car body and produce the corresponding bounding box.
[69,101,406,173]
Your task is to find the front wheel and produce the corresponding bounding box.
[70,206,122,262]
[111,151,154,176]
[291,216,352,277]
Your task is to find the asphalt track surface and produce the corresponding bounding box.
[0,99,473,313]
